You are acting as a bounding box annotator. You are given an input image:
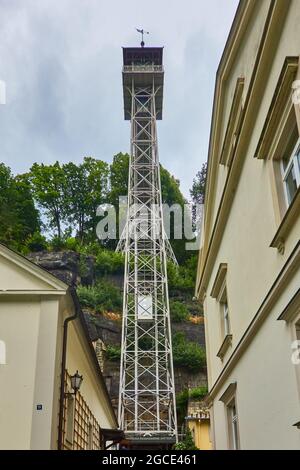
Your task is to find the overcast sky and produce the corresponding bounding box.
[0,0,239,197]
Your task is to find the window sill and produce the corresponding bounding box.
[270,186,300,253]
[277,288,300,322]
[217,334,232,361]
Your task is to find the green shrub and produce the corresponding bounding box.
[167,262,195,294]
[173,429,198,450]
[189,386,208,400]
[25,231,48,252]
[95,250,124,275]
[65,237,80,251]
[172,332,206,372]
[106,344,121,361]
[170,301,189,322]
[49,236,66,251]
[77,281,122,313]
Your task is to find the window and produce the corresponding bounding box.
[219,284,231,339]
[217,284,232,360]
[211,264,233,360]
[227,398,240,450]
[281,136,300,206]
[219,382,240,450]
[223,300,230,337]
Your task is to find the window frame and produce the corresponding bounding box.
[227,398,240,450]
[219,281,231,339]
[223,301,230,337]
[281,137,300,207]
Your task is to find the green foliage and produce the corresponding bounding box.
[109,153,130,207]
[25,231,47,252]
[95,250,124,276]
[106,344,121,361]
[64,157,109,241]
[160,165,186,207]
[175,386,207,427]
[190,162,207,205]
[189,386,208,400]
[170,300,189,322]
[77,281,122,313]
[28,162,66,239]
[28,158,109,241]
[0,164,40,251]
[176,388,189,424]
[190,162,207,229]
[49,236,66,252]
[172,332,206,372]
[64,237,80,252]
[167,259,197,295]
[173,429,198,450]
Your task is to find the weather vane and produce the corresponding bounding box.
[136,28,149,48]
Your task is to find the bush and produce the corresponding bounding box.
[49,236,66,251]
[65,237,80,251]
[173,429,198,450]
[95,250,124,276]
[106,344,121,361]
[189,386,208,400]
[172,332,206,372]
[25,231,47,252]
[167,261,195,295]
[77,281,122,313]
[170,301,189,322]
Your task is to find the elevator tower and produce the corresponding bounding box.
[118,44,177,447]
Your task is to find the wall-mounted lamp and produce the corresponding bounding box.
[66,370,83,397]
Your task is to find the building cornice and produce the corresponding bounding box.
[197,0,289,300]
[201,1,254,263]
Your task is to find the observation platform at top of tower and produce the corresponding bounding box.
[122,46,164,120]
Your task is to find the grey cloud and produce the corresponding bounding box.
[0,0,239,195]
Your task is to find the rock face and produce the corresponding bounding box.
[27,250,95,287]
[83,310,207,410]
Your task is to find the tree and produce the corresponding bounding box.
[109,153,130,208]
[0,164,40,250]
[190,163,207,229]
[28,162,67,238]
[106,153,130,248]
[160,165,186,207]
[64,157,109,241]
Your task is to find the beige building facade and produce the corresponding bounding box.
[196,0,300,450]
[0,243,118,450]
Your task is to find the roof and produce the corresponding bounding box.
[0,242,68,293]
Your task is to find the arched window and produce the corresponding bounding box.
[0,340,6,365]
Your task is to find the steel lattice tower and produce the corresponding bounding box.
[117,45,177,446]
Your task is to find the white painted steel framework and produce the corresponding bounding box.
[117,51,177,443]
